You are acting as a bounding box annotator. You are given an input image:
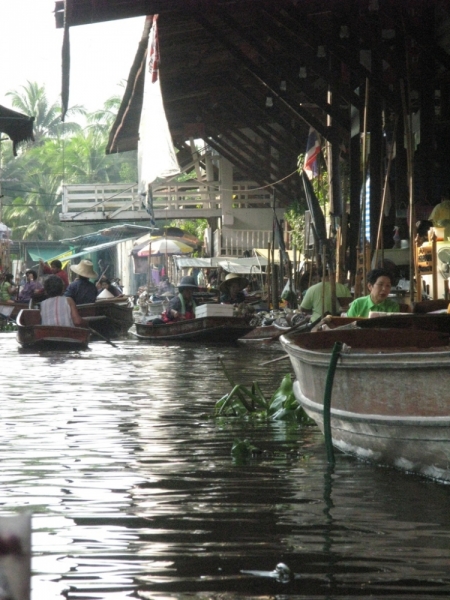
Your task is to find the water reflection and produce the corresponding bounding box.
[0,332,449,599]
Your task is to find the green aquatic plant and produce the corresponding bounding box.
[215,357,312,423]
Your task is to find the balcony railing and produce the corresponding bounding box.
[60,181,275,222]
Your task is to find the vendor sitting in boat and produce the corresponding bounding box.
[39,258,69,290]
[220,274,248,305]
[65,260,98,305]
[41,275,85,327]
[157,276,175,296]
[18,269,44,303]
[96,277,123,298]
[347,268,400,318]
[163,276,198,321]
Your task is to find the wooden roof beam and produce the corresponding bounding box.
[205,129,294,204]
[214,8,350,130]
[254,9,362,110]
[193,12,330,139]
[274,4,400,112]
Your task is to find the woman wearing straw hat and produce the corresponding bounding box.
[220,273,248,305]
[64,260,98,305]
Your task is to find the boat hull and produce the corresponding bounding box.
[238,324,279,343]
[16,309,90,349]
[0,301,28,320]
[134,316,253,342]
[77,298,133,338]
[281,329,450,482]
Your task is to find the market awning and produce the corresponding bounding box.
[173,258,213,269]
[28,248,72,262]
[217,257,267,274]
[66,237,137,261]
[253,249,295,263]
[173,256,268,274]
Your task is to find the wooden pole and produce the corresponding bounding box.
[322,247,326,318]
[267,242,271,309]
[431,232,438,300]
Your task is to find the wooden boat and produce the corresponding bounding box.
[77,297,134,339]
[134,316,253,342]
[280,327,450,482]
[0,300,28,320]
[16,309,90,349]
[238,324,279,343]
[318,313,450,334]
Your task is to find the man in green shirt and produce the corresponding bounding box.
[301,278,352,323]
[347,269,399,318]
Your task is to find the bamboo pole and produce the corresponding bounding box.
[400,80,416,303]
[374,117,398,266]
[360,78,370,292]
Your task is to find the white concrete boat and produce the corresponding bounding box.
[280,328,450,482]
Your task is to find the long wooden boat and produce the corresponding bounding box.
[77,297,134,338]
[238,324,279,343]
[16,309,90,349]
[0,300,28,320]
[280,327,450,482]
[134,316,253,342]
[317,313,450,334]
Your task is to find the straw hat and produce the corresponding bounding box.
[219,273,249,293]
[178,275,198,289]
[70,259,98,279]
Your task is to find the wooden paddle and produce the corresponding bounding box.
[260,354,290,366]
[265,316,322,344]
[88,326,119,348]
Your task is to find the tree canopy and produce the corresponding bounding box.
[1,82,137,241]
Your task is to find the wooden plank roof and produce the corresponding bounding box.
[55,1,450,207]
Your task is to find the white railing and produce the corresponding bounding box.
[60,183,142,220]
[220,229,272,256]
[60,181,275,221]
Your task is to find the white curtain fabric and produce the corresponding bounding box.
[138,16,180,192]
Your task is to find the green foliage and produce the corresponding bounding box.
[215,358,311,422]
[285,203,305,251]
[169,218,208,244]
[1,82,137,240]
[285,152,330,251]
[231,439,258,460]
[7,81,85,145]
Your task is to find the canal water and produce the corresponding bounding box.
[0,330,449,600]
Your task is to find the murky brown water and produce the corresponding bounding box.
[0,331,449,599]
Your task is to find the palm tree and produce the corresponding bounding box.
[6,81,85,145]
[86,94,122,134]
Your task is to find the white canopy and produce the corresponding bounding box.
[173,256,268,274]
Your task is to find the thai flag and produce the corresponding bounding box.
[304,127,321,179]
[148,15,160,83]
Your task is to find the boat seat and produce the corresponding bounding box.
[412,299,449,314]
